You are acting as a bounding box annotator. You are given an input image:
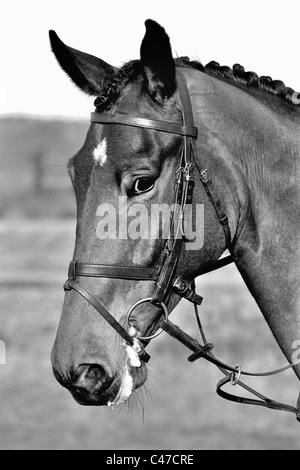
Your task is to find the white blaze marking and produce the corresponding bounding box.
[93,138,107,166]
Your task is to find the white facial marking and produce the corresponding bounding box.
[93,138,107,166]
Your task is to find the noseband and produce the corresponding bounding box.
[63,70,300,420]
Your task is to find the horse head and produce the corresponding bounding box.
[49,20,228,407]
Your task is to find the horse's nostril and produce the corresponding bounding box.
[73,364,113,394]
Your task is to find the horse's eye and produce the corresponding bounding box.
[133,177,155,196]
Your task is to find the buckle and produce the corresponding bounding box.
[183,163,194,180]
[230,365,242,386]
[173,277,188,294]
[173,277,203,305]
[200,169,212,186]
[219,214,229,226]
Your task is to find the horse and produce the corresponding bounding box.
[49,19,300,419]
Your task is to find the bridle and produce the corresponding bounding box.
[64,71,208,354]
[63,70,300,421]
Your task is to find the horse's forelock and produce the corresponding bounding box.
[94,61,145,113]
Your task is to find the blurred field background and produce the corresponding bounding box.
[0,115,299,450]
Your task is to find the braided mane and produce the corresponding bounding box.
[94,58,300,112]
[176,57,300,106]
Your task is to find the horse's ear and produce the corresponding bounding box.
[49,31,117,96]
[140,20,176,102]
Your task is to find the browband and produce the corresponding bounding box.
[90,113,198,138]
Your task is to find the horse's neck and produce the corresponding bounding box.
[189,69,300,375]
[235,119,300,373]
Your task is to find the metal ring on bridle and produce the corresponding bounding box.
[126,298,169,341]
[230,365,242,386]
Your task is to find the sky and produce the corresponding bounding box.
[1,0,300,118]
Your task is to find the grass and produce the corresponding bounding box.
[0,219,299,450]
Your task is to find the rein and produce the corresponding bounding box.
[64,70,300,421]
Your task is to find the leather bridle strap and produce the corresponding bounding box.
[90,113,198,138]
[64,278,151,363]
[200,169,232,250]
[75,262,158,281]
[217,375,300,419]
[151,71,198,305]
[159,318,300,378]
[159,313,300,420]
[65,279,134,347]
[192,302,300,420]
